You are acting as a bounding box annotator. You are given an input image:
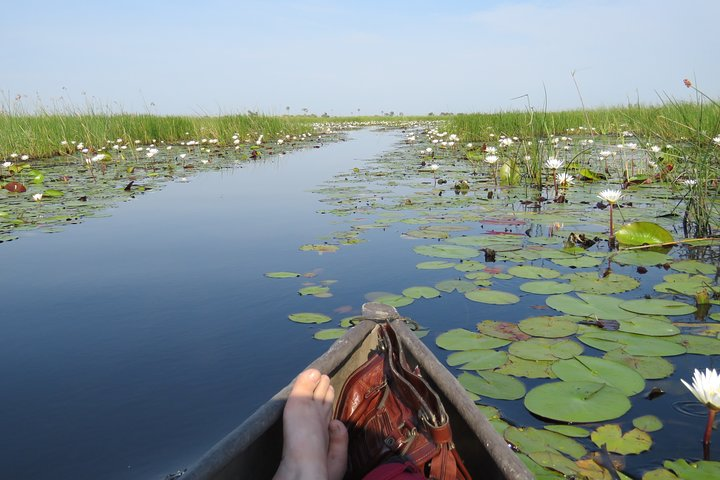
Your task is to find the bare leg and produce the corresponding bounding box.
[273,369,348,480]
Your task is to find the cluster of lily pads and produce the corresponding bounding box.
[267,124,719,479]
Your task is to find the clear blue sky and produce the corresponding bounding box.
[2,0,717,115]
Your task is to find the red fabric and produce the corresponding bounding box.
[361,461,425,480]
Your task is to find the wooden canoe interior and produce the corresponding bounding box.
[183,320,532,480]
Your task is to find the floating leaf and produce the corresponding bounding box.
[520,280,574,295]
[496,355,557,379]
[288,312,331,324]
[299,244,339,253]
[298,286,330,296]
[633,415,663,432]
[617,316,679,336]
[454,260,486,272]
[551,255,604,268]
[602,350,675,379]
[402,286,440,299]
[265,271,301,279]
[615,222,673,246]
[525,451,578,477]
[435,329,511,351]
[416,261,456,270]
[578,331,686,357]
[3,181,27,192]
[664,459,720,480]
[477,320,530,341]
[671,334,720,355]
[612,250,669,266]
[414,244,479,259]
[509,338,583,361]
[518,316,578,338]
[546,293,636,320]
[642,468,681,480]
[504,426,587,459]
[524,381,631,422]
[374,294,414,307]
[313,328,347,340]
[654,274,716,296]
[669,260,717,275]
[508,265,561,280]
[458,371,526,400]
[465,289,520,305]
[544,425,590,438]
[447,349,508,370]
[619,298,696,316]
[591,424,652,455]
[551,356,645,396]
[564,272,640,295]
[435,279,477,293]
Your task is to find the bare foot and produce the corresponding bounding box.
[273,369,348,480]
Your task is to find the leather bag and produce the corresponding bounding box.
[335,323,471,480]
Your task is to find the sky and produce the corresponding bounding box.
[1,0,717,116]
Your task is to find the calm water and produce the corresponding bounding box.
[1,129,717,479]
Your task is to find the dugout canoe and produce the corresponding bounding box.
[182,303,533,480]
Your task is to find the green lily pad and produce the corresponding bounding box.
[477,320,531,341]
[446,350,508,370]
[619,298,696,316]
[518,316,578,338]
[454,260,486,272]
[524,451,578,477]
[642,468,681,480]
[612,250,670,266]
[458,371,526,400]
[416,260,456,270]
[402,286,441,299]
[617,316,680,336]
[496,355,557,379]
[265,271,301,279]
[504,426,587,459]
[414,244,479,259]
[520,280,574,295]
[664,459,720,480]
[374,294,414,307]
[602,350,675,379]
[465,289,520,305]
[288,312,332,324]
[671,334,720,355]
[544,425,590,438]
[591,424,652,454]
[654,274,716,296]
[313,328,347,340]
[509,338,583,361]
[670,260,717,275]
[524,381,631,422]
[578,331,687,356]
[435,279,477,293]
[552,255,605,268]
[564,272,640,295]
[298,286,330,296]
[633,415,663,432]
[299,244,339,253]
[508,265,561,280]
[546,293,637,320]
[435,329,511,351]
[615,222,674,246]
[551,355,645,396]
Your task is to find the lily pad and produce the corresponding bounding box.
[544,425,590,438]
[435,329,511,351]
[546,293,637,320]
[416,260,456,270]
[520,280,574,295]
[508,265,561,280]
[298,286,330,296]
[313,328,347,340]
[578,331,687,357]
[551,356,645,396]
[591,424,652,454]
[446,349,508,370]
[496,355,557,379]
[504,426,587,459]
[458,371,526,400]
[374,294,414,307]
[602,350,675,379]
[669,260,717,275]
[454,260,486,272]
[509,338,583,361]
[633,415,663,432]
[414,244,479,259]
[612,250,670,266]
[477,320,530,341]
[564,272,640,295]
[524,381,631,422]
[664,459,720,480]
[299,244,339,253]
[465,289,520,305]
[642,469,680,480]
[670,334,720,355]
[288,312,332,324]
[518,316,578,338]
[402,286,441,299]
[619,298,696,316]
[654,274,716,296]
[615,221,673,246]
[435,279,477,293]
[265,271,301,279]
[617,316,679,336]
[551,255,604,268]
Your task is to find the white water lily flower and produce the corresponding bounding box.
[146,148,159,158]
[650,145,661,153]
[544,157,564,170]
[682,368,720,410]
[486,146,497,154]
[2,161,12,168]
[32,193,43,201]
[597,188,623,204]
[683,179,697,186]
[599,150,612,158]
[484,155,499,165]
[425,147,432,154]
[21,154,29,161]
[429,164,439,171]
[556,173,575,186]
